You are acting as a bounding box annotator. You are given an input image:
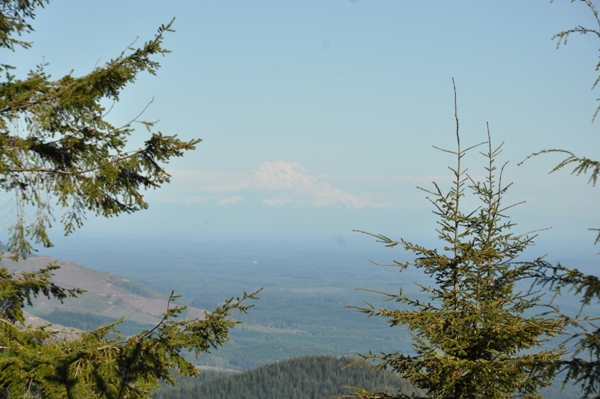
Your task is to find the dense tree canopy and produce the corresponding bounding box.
[152,355,423,399]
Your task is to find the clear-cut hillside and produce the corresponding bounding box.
[1,253,206,329]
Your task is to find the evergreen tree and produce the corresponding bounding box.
[0,1,200,258]
[0,2,259,398]
[521,2,600,398]
[523,0,600,245]
[348,83,565,399]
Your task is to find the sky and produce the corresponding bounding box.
[3,0,600,259]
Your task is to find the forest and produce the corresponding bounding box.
[151,355,424,399]
[1,1,599,399]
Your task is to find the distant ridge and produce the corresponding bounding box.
[152,355,422,399]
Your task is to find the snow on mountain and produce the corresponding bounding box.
[223,161,387,209]
[248,161,319,190]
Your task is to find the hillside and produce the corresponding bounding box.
[1,252,207,336]
[151,354,582,399]
[35,234,593,373]
[3,247,587,399]
[152,355,423,399]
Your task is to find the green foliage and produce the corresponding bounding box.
[534,261,600,399]
[350,86,565,399]
[0,2,259,398]
[519,149,600,244]
[0,0,47,54]
[0,286,260,399]
[152,355,423,399]
[0,262,81,324]
[550,0,600,122]
[519,3,600,398]
[0,1,200,259]
[523,0,600,245]
[521,149,599,188]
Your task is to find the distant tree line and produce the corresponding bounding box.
[152,355,422,399]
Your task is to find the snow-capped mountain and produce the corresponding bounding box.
[163,161,389,209]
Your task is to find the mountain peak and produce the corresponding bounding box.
[249,161,319,190]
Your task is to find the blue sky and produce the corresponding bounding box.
[4,1,600,257]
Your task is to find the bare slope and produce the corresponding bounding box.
[2,253,205,329]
